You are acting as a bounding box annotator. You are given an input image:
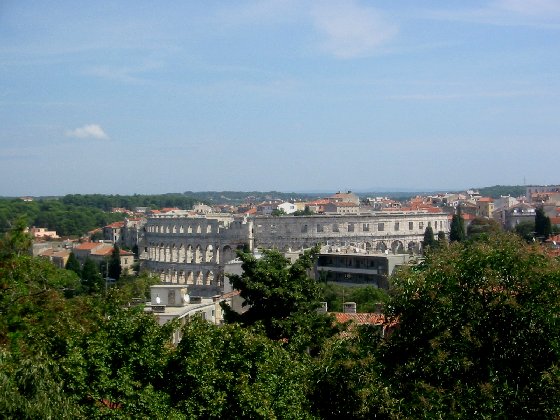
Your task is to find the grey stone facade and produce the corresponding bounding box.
[141,210,449,295]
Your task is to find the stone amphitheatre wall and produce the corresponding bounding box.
[141,211,449,295]
[253,212,449,254]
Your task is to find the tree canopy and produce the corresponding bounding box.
[380,233,560,418]
[449,207,466,242]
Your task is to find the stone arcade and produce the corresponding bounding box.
[140,210,448,295]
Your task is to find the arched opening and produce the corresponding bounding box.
[205,270,214,285]
[205,244,214,263]
[391,240,404,254]
[178,244,185,262]
[222,246,235,263]
[195,245,203,263]
[376,242,387,253]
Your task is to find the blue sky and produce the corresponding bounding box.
[1,0,559,196]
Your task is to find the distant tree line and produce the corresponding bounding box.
[0,199,124,237]
[476,185,526,198]
[61,193,199,212]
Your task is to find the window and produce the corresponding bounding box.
[394,222,400,231]
[428,221,432,227]
[409,221,414,230]
[435,221,438,229]
[333,224,339,232]
[301,224,308,233]
[419,222,424,230]
[317,224,323,233]
[378,223,385,232]
[348,223,354,232]
[363,223,370,232]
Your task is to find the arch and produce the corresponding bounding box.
[186,245,194,263]
[408,241,415,252]
[178,244,186,263]
[159,270,166,282]
[205,244,214,263]
[187,225,193,234]
[365,242,373,252]
[178,270,186,284]
[158,243,165,261]
[205,270,215,285]
[179,225,184,233]
[195,245,203,263]
[222,246,235,263]
[196,225,202,234]
[195,271,203,285]
[376,242,387,252]
[206,224,212,233]
[391,240,404,254]
[166,225,170,234]
[172,225,177,233]
[186,271,194,285]
[171,244,177,262]
[165,245,171,262]
[214,246,220,264]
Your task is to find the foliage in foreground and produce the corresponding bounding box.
[382,234,560,418]
[0,224,559,419]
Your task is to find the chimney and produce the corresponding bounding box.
[317,301,328,314]
[343,302,357,314]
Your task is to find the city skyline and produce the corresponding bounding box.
[1,1,559,196]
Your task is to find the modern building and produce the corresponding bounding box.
[315,246,414,288]
[146,284,224,343]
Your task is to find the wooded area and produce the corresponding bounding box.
[1,224,558,418]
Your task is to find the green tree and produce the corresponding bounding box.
[380,233,560,418]
[108,245,122,281]
[535,207,552,241]
[437,230,447,246]
[515,220,535,242]
[166,318,314,419]
[422,225,437,250]
[271,208,286,216]
[449,207,466,242]
[466,217,501,241]
[221,247,338,352]
[65,252,81,277]
[81,258,104,294]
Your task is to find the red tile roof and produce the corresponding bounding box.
[333,312,385,325]
[75,242,105,250]
[105,222,125,229]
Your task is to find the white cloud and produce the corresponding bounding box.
[310,0,397,59]
[65,124,109,140]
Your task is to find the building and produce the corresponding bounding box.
[140,209,449,294]
[29,227,60,240]
[103,222,125,244]
[73,242,134,272]
[315,246,414,288]
[526,185,560,200]
[146,284,224,343]
[503,203,536,230]
[323,202,360,215]
[475,197,495,218]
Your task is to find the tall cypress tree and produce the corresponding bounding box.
[65,252,81,277]
[108,245,122,281]
[535,207,552,241]
[449,207,466,242]
[423,226,437,251]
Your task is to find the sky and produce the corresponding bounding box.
[1,0,559,196]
